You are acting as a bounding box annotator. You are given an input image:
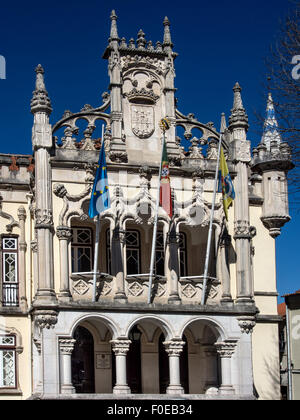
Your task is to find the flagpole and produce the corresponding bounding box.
[92,214,100,302]
[92,124,105,302]
[148,129,166,304]
[201,129,223,305]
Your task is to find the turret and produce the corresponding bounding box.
[102,11,181,166]
[252,92,294,238]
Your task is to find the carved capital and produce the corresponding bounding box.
[56,226,72,241]
[163,340,185,356]
[110,339,131,356]
[215,340,237,358]
[59,338,76,355]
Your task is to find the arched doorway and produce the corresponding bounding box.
[71,325,95,393]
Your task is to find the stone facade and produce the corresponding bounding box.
[0,11,293,400]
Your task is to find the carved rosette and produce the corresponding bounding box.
[59,338,76,355]
[215,340,237,358]
[110,340,131,356]
[237,316,256,334]
[163,340,185,356]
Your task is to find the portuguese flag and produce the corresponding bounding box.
[159,139,172,218]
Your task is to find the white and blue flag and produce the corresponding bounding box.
[88,140,111,218]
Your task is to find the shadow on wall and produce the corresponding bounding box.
[255,331,281,400]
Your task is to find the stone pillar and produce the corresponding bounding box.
[17,206,28,312]
[111,226,127,302]
[220,227,233,304]
[110,339,131,394]
[228,82,253,306]
[107,11,127,163]
[30,64,58,323]
[163,340,185,394]
[166,226,181,304]
[56,226,72,300]
[31,239,38,297]
[59,338,76,394]
[33,338,43,393]
[215,340,237,395]
[203,345,218,391]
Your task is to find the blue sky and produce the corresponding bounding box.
[0,0,298,302]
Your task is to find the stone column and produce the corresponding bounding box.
[110,339,131,394]
[33,338,43,393]
[31,239,38,297]
[163,340,185,394]
[166,227,181,304]
[215,340,237,395]
[111,226,127,302]
[30,64,58,322]
[17,206,28,311]
[203,345,218,391]
[56,226,72,300]
[220,227,233,304]
[59,338,76,394]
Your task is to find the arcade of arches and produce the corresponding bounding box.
[66,318,225,395]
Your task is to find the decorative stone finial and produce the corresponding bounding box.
[30,64,52,115]
[137,29,146,49]
[261,92,282,151]
[163,16,173,48]
[220,112,227,133]
[228,82,248,130]
[110,9,119,41]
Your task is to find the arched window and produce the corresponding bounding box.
[71,227,93,273]
[125,230,141,275]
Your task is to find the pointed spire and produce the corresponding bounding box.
[261,92,281,150]
[163,16,173,48]
[232,82,244,110]
[228,82,248,131]
[220,112,227,133]
[30,64,52,115]
[110,9,119,41]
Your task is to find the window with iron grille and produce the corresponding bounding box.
[1,237,19,307]
[71,228,93,273]
[0,335,16,388]
[125,230,140,276]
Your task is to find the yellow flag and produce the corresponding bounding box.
[218,147,235,220]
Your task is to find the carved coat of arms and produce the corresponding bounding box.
[131,105,155,139]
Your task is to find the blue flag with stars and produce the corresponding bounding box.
[88,140,111,218]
